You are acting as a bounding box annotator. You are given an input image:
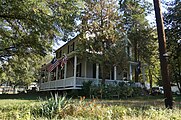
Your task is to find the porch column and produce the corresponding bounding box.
[44,70,47,82]
[47,72,51,89]
[110,71,112,80]
[56,66,58,80]
[142,65,146,87]
[130,47,132,58]
[84,60,87,78]
[74,55,77,88]
[129,63,133,80]
[64,63,67,79]
[114,66,117,80]
[96,63,99,85]
[48,72,51,81]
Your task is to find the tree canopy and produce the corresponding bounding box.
[77,0,129,83]
[119,0,159,83]
[164,0,181,92]
[0,0,80,86]
[0,0,170,88]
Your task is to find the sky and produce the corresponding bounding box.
[53,40,66,51]
[146,0,175,25]
[53,0,175,50]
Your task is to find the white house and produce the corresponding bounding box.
[39,35,138,91]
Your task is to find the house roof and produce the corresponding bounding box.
[55,35,80,52]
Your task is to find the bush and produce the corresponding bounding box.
[80,81,93,97]
[88,83,141,99]
[132,87,143,97]
[69,80,144,99]
[32,93,70,119]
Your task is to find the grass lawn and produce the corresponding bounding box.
[0,99,36,105]
[90,95,181,109]
[0,93,180,120]
[0,92,180,108]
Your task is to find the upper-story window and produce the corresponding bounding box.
[70,42,75,52]
[56,50,62,58]
[59,50,62,58]
[67,45,70,54]
[67,42,75,54]
[56,52,59,58]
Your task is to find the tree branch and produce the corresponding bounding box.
[0,14,26,20]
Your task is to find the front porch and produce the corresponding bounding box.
[40,77,123,91]
[40,53,138,91]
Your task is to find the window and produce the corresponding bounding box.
[60,68,64,79]
[123,72,127,80]
[93,64,96,78]
[76,63,82,77]
[68,42,75,54]
[56,50,62,58]
[111,68,114,80]
[70,42,75,52]
[92,64,102,79]
[57,64,64,79]
[59,50,62,58]
[99,65,102,79]
[56,52,59,58]
[50,69,56,81]
[67,45,70,54]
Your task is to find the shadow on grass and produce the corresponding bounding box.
[98,95,181,108]
[0,91,53,100]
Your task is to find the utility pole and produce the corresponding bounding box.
[153,0,173,108]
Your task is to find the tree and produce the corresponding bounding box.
[78,0,128,84]
[0,0,80,61]
[119,0,158,83]
[0,0,80,86]
[0,53,53,92]
[164,0,181,94]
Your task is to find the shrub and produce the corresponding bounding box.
[80,80,93,97]
[89,83,137,99]
[132,87,143,97]
[32,93,70,119]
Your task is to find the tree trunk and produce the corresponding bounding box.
[177,58,181,94]
[149,68,153,94]
[134,39,138,82]
[13,85,16,94]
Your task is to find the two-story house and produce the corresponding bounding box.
[39,35,136,91]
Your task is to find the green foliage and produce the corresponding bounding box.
[164,0,181,92]
[0,96,181,119]
[0,102,32,120]
[77,0,128,83]
[120,0,160,83]
[33,93,69,119]
[0,54,52,87]
[67,89,79,98]
[0,0,80,58]
[119,0,152,31]
[88,82,142,99]
[0,0,80,86]
[80,80,93,97]
[132,87,143,96]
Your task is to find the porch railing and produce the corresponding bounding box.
[40,77,125,91]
